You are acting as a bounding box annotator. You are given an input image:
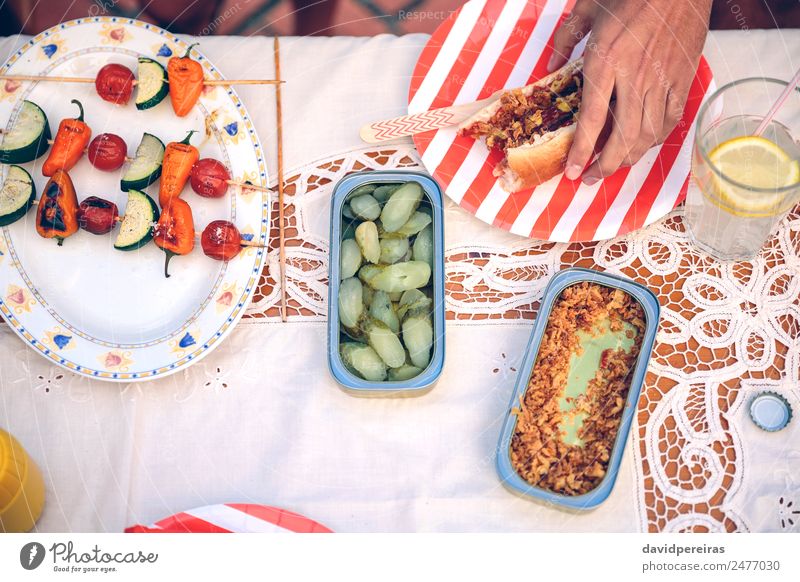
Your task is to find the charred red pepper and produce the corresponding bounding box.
[159,130,199,208]
[153,198,195,277]
[167,43,204,117]
[78,196,119,235]
[42,100,92,177]
[36,169,79,245]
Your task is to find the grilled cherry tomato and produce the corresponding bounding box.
[201,220,242,261]
[95,64,135,105]
[77,196,119,235]
[190,158,230,198]
[87,133,127,171]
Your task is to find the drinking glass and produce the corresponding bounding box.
[686,78,800,261]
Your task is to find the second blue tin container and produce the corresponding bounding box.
[327,171,446,397]
[496,267,660,510]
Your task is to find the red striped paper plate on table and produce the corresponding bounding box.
[409,0,715,242]
[125,504,333,533]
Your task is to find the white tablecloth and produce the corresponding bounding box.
[1,29,799,533]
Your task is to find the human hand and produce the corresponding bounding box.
[547,0,712,184]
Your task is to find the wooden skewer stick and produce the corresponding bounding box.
[0,75,94,84]
[203,79,284,86]
[0,75,283,86]
[274,36,287,323]
[228,180,274,194]
[239,239,267,248]
[187,234,267,248]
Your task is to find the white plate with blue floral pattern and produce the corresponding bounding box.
[0,18,269,382]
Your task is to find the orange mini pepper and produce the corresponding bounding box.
[42,100,91,177]
[167,43,204,117]
[36,169,79,246]
[153,197,195,278]
[159,130,199,208]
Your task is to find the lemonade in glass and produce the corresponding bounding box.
[686,78,800,261]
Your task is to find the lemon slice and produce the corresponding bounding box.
[708,135,800,216]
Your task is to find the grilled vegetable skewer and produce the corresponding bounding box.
[2,115,271,196]
[1,102,268,272]
[5,179,261,272]
[0,52,282,113]
[0,74,283,85]
[26,134,270,195]
[22,192,261,249]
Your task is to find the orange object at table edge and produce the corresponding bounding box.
[0,429,45,533]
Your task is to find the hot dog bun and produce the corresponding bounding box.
[459,59,584,192]
[497,124,576,191]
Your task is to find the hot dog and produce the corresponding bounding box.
[459,58,586,192]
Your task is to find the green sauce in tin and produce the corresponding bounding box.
[558,317,638,446]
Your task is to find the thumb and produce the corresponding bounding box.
[547,10,592,72]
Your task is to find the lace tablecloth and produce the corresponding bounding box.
[1,30,799,533]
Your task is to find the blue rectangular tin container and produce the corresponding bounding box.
[496,267,660,509]
[327,171,446,397]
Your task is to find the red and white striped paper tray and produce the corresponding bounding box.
[125,504,333,533]
[408,0,715,242]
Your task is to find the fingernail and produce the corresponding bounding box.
[582,175,600,186]
[565,164,582,180]
[547,53,559,72]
